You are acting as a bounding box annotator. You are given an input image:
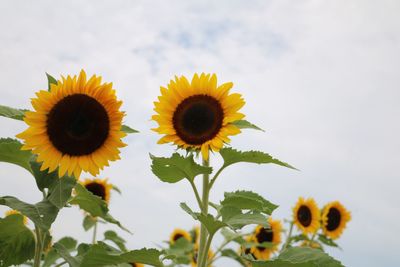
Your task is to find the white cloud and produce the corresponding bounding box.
[1,0,399,266]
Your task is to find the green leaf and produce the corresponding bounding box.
[46,73,58,91]
[80,244,164,267]
[0,197,59,230]
[249,247,344,267]
[0,215,35,266]
[179,203,226,236]
[43,237,77,267]
[220,228,246,245]
[0,138,33,173]
[220,206,269,230]
[221,248,247,266]
[121,125,139,134]
[232,120,264,132]
[221,190,278,215]
[30,157,58,191]
[83,215,97,231]
[104,230,127,252]
[318,234,339,248]
[0,105,28,121]
[53,242,81,267]
[69,184,131,233]
[151,153,212,183]
[220,147,297,170]
[47,175,76,209]
[163,238,193,265]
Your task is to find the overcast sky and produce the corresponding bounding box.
[1,1,400,266]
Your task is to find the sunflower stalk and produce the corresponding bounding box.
[198,158,210,267]
[33,225,43,267]
[92,219,98,244]
[281,221,294,252]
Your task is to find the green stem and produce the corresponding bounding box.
[54,261,67,267]
[199,234,214,267]
[92,220,98,244]
[208,165,225,190]
[198,158,210,267]
[281,221,294,252]
[33,226,42,267]
[189,180,203,210]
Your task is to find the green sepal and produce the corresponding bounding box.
[0,105,28,121]
[232,119,264,132]
[121,125,139,134]
[46,73,58,91]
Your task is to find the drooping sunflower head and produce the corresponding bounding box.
[293,197,321,235]
[152,73,245,160]
[130,263,144,267]
[321,201,351,239]
[5,209,28,225]
[81,178,113,204]
[170,228,192,244]
[16,70,126,179]
[252,218,282,260]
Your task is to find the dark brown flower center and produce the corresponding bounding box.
[47,94,109,156]
[255,227,273,251]
[297,205,312,227]
[173,233,184,241]
[173,95,223,145]
[130,264,137,267]
[326,207,341,231]
[85,182,106,200]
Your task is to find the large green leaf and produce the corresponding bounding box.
[0,215,35,267]
[43,237,78,267]
[53,242,81,267]
[219,147,297,170]
[69,184,130,233]
[249,247,344,267]
[0,138,33,173]
[221,191,278,215]
[121,125,139,134]
[80,244,164,267]
[0,105,28,121]
[82,215,97,231]
[220,206,269,230]
[151,153,212,183]
[0,197,58,230]
[232,120,264,132]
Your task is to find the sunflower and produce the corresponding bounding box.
[251,218,282,260]
[5,210,28,225]
[152,73,245,160]
[191,244,214,267]
[130,263,144,267]
[321,201,351,239]
[16,70,126,179]
[170,228,192,244]
[81,178,113,204]
[293,197,320,235]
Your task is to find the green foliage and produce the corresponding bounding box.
[248,247,344,267]
[43,237,78,267]
[46,73,58,90]
[0,105,28,121]
[0,197,58,230]
[151,153,212,183]
[78,243,164,267]
[30,157,59,191]
[220,147,296,170]
[0,138,33,173]
[47,175,76,209]
[0,215,35,267]
[83,215,97,231]
[221,191,278,215]
[221,249,247,266]
[220,206,269,230]
[104,230,127,251]
[121,125,139,134]
[318,234,339,248]
[53,241,81,267]
[69,184,130,233]
[163,238,193,265]
[232,119,264,132]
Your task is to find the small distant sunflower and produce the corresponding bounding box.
[252,218,282,260]
[130,263,144,267]
[321,201,351,239]
[170,228,192,244]
[152,73,245,160]
[5,210,28,225]
[16,70,126,178]
[293,197,320,235]
[81,178,113,204]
